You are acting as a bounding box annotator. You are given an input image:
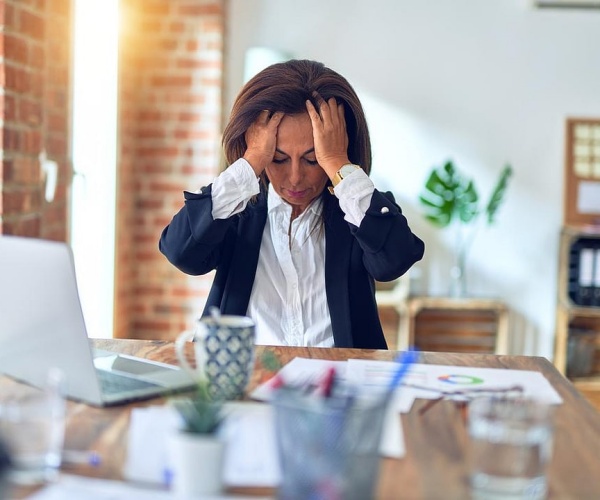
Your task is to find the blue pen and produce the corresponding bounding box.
[387,349,419,393]
[62,450,101,467]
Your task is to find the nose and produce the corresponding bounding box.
[288,159,303,186]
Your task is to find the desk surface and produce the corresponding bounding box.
[3,340,600,499]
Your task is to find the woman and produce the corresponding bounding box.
[159,59,424,349]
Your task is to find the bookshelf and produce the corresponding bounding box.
[554,118,600,386]
[555,227,600,385]
[563,118,600,226]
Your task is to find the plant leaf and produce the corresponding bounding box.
[485,164,513,224]
[419,160,478,228]
[456,180,479,223]
[172,398,223,434]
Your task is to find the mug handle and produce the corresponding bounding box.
[175,330,198,380]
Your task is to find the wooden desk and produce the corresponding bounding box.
[3,339,600,499]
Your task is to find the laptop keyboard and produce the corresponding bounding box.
[97,369,160,395]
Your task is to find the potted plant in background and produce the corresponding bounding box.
[418,160,512,297]
[167,380,226,497]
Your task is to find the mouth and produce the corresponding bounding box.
[285,189,308,199]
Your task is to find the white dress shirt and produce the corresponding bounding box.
[210,158,374,346]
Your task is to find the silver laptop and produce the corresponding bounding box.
[0,235,196,406]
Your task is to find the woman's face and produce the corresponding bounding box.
[264,113,329,218]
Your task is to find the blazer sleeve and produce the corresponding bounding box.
[159,185,236,276]
[350,189,425,282]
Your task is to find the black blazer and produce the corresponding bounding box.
[159,185,424,349]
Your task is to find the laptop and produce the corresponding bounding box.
[0,235,196,406]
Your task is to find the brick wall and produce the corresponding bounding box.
[115,0,224,340]
[0,0,72,241]
[0,0,224,342]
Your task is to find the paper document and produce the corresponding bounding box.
[124,402,281,488]
[250,357,347,401]
[26,474,266,499]
[346,359,563,405]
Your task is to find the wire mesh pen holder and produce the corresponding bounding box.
[272,388,389,500]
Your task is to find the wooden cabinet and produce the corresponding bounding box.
[554,227,600,389]
[397,296,509,354]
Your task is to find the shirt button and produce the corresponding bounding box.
[381,206,390,214]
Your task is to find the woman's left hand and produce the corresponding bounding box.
[306,94,351,178]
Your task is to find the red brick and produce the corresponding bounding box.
[3,189,41,214]
[150,75,193,87]
[4,34,28,64]
[140,1,171,16]
[18,98,42,125]
[29,44,44,69]
[138,128,168,140]
[47,112,67,131]
[2,216,42,237]
[49,0,70,17]
[7,157,39,183]
[4,93,16,120]
[20,9,45,40]
[178,4,222,16]
[136,146,180,158]
[170,21,185,33]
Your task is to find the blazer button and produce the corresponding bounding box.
[380,207,389,214]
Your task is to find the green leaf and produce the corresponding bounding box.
[485,164,512,224]
[172,398,223,434]
[260,350,282,372]
[419,160,478,228]
[456,180,479,223]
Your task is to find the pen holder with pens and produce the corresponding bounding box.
[272,386,389,500]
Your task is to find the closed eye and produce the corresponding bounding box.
[304,158,319,166]
[272,157,288,164]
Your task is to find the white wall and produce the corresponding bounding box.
[224,0,600,359]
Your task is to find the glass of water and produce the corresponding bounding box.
[468,397,555,500]
[0,369,66,485]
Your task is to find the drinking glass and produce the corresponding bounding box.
[468,397,555,500]
[0,370,65,485]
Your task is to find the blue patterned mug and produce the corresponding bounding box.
[175,315,256,400]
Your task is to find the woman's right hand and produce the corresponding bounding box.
[243,110,284,176]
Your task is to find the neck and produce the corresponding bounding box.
[291,207,303,221]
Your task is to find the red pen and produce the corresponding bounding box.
[320,366,337,398]
[270,373,285,390]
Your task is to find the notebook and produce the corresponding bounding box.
[0,235,196,406]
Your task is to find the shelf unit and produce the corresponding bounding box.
[375,278,509,354]
[554,117,600,390]
[400,297,509,354]
[554,226,600,388]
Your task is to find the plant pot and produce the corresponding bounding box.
[449,263,467,298]
[449,240,468,298]
[167,431,225,497]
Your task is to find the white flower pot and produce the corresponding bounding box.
[167,431,225,497]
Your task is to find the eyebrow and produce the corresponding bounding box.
[275,147,315,157]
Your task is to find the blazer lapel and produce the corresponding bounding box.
[221,194,267,315]
[324,197,353,347]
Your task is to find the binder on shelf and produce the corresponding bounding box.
[594,248,600,307]
[578,247,595,307]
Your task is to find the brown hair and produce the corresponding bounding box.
[222,59,372,176]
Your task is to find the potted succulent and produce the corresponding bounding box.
[167,380,227,497]
[419,160,512,297]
